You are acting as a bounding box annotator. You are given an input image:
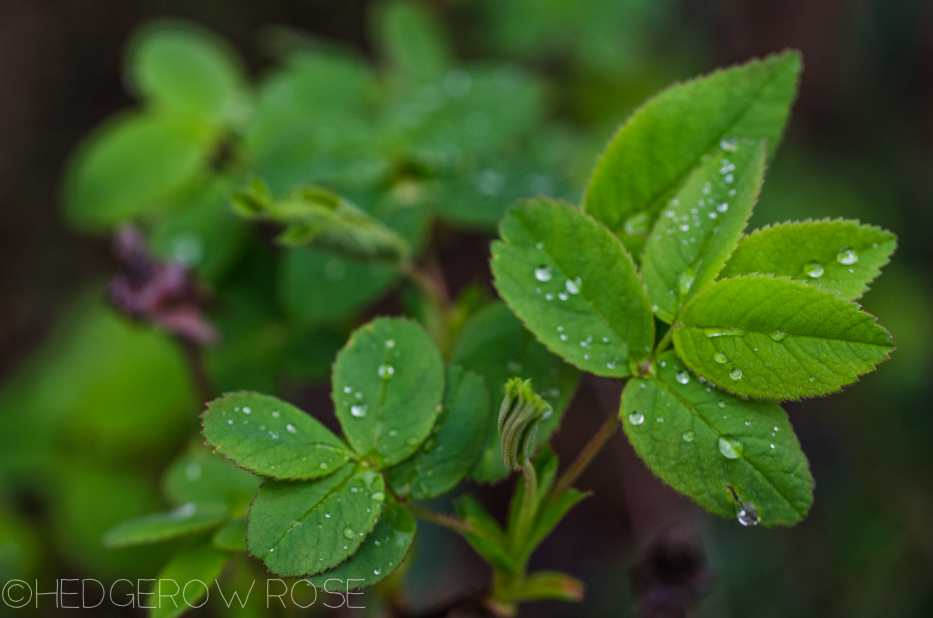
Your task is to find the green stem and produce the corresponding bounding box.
[400,259,450,307]
[551,412,619,498]
[654,325,674,357]
[511,460,539,554]
[406,503,474,534]
[179,338,214,406]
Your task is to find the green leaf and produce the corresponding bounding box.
[452,302,579,483]
[388,367,490,499]
[278,248,398,326]
[128,21,246,131]
[332,318,445,466]
[492,198,655,377]
[508,571,585,604]
[583,51,801,251]
[247,466,384,577]
[232,181,410,263]
[454,495,518,573]
[307,500,415,589]
[151,542,230,618]
[162,451,261,511]
[103,503,229,548]
[719,219,897,300]
[521,489,587,562]
[202,392,352,480]
[641,139,767,322]
[212,518,247,552]
[376,1,451,80]
[673,275,895,400]
[63,113,207,228]
[621,352,814,526]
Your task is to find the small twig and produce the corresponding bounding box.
[179,338,214,405]
[406,503,474,534]
[551,412,619,497]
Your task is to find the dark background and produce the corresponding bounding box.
[1,1,932,616]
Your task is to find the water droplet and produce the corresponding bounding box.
[242,407,251,415]
[565,277,582,295]
[269,431,279,439]
[718,436,743,459]
[836,246,859,265]
[373,569,382,576]
[713,352,728,364]
[678,270,696,295]
[227,419,233,425]
[737,502,760,526]
[628,411,645,425]
[351,404,368,418]
[378,365,395,379]
[622,212,652,237]
[729,368,743,380]
[724,173,735,184]
[675,370,690,385]
[372,492,385,501]
[708,212,718,219]
[343,528,354,540]
[558,292,568,301]
[682,431,695,442]
[717,203,729,213]
[718,401,726,408]
[545,293,554,301]
[704,327,745,338]
[679,224,690,232]
[803,261,824,278]
[770,330,787,342]
[656,417,664,423]
[534,265,552,282]
[319,462,328,469]
[560,334,568,341]
[285,424,297,434]
[535,241,544,250]
[174,503,197,518]
[720,136,739,151]
[325,513,331,518]
[386,339,396,349]
[343,386,352,394]
[269,548,275,553]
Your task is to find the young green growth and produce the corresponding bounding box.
[498,378,552,470]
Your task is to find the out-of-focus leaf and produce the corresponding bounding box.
[492,198,655,376]
[129,21,247,130]
[583,52,800,251]
[162,451,260,512]
[453,302,579,483]
[719,219,897,300]
[246,466,384,577]
[621,352,813,526]
[103,503,230,548]
[389,367,490,499]
[307,500,415,589]
[212,519,247,552]
[376,1,451,81]
[63,113,208,228]
[151,542,231,618]
[673,275,895,400]
[0,509,40,582]
[454,495,517,573]
[332,318,445,466]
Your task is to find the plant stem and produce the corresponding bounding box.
[179,338,214,405]
[510,459,539,555]
[655,325,674,357]
[400,259,450,307]
[551,412,620,497]
[406,503,474,534]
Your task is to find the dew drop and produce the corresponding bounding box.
[675,370,690,385]
[628,411,645,425]
[558,292,569,301]
[713,352,728,364]
[729,368,743,380]
[319,462,328,469]
[656,417,664,423]
[737,502,760,526]
[374,569,382,576]
[534,265,553,282]
[378,365,395,379]
[803,261,824,279]
[385,339,396,349]
[720,136,739,152]
[718,401,726,408]
[682,431,695,442]
[324,513,331,518]
[718,436,743,459]
[242,407,251,415]
[372,492,385,501]
[343,386,352,394]
[623,212,651,236]
[836,246,859,265]
[351,404,368,418]
[343,528,355,540]
[565,277,582,295]
[717,203,729,213]
[770,330,787,342]
[286,424,297,434]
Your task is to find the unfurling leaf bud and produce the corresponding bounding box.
[498,378,553,471]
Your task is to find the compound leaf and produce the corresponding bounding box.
[621,352,813,526]
[389,367,490,499]
[307,500,415,589]
[642,139,766,322]
[333,318,445,467]
[203,392,352,481]
[103,503,229,548]
[247,466,384,577]
[673,275,895,400]
[151,542,230,618]
[719,219,897,299]
[492,198,654,378]
[452,302,579,483]
[583,51,800,252]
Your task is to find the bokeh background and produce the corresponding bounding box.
[1,1,932,616]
